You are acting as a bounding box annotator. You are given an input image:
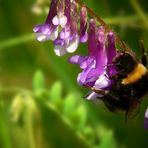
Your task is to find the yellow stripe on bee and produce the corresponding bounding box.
[122,63,147,85]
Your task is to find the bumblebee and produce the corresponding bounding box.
[92,41,148,120]
[77,0,148,119]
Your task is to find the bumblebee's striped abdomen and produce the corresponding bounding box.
[122,63,147,85]
[129,71,148,98]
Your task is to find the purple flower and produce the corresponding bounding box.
[144,108,148,129]
[53,0,79,56]
[52,0,68,28]
[80,6,88,43]
[69,19,117,100]
[33,0,58,41]
[33,0,80,56]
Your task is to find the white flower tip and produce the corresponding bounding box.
[33,27,38,32]
[54,45,67,56]
[85,92,96,100]
[59,15,67,28]
[94,74,110,89]
[36,34,47,42]
[49,27,58,41]
[145,108,148,118]
[85,92,103,105]
[52,15,59,26]
[69,55,81,64]
[66,37,79,53]
[80,33,88,43]
[52,15,67,28]
[77,73,84,86]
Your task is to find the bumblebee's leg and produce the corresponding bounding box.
[139,40,147,66]
[105,74,119,80]
[91,88,108,95]
[125,98,141,123]
[83,90,94,99]
[83,90,105,104]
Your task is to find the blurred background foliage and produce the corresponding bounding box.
[0,0,148,148]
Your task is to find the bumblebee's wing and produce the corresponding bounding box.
[125,99,141,123]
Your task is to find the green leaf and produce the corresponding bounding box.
[83,126,95,145]
[33,70,45,96]
[72,105,87,130]
[49,81,62,102]
[98,127,118,148]
[36,99,90,148]
[0,97,12,148]
[63,93,76,117]
[10,94,25,122]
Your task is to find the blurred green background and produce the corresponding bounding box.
[0,0,148,148]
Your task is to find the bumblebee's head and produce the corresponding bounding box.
[113,52,137,75]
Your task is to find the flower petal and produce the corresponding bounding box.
[84,91,103,104]
[77,70,90,86]
[52,15,60,26]
[80,7,88,43]
[96,26,107,72]
[106,31,117,76]
[49,27,59,41]
[54,45,68,56]
[80,32,88,43]
[88,19,97,56]
[66,36,79,53]
[60,28,71,40]
[94,73,111,89]
[144,108,148,129]
[33,24,58,42]
[80,56,95,69]
[77,63,97,86]
[59,15,68,28]
[36,33,48,42]
[107,31,116,63]
[68,55,86,64]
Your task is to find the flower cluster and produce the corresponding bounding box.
[33,0,116,94]
[69,20,117,98]
[33,0,81,56]
[33,0,148,129]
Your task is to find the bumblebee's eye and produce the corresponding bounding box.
[113,53,137,74]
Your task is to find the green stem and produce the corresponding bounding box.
[0,97,12,148]
[24,107,36,148]
[130,0,148,29]
[0,33,35,50]
[104,15,139,26]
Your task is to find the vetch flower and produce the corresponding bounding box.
[33,0,80,56]
[53,0,79,56]
[144,108,148,129]
[52,0,67,28]
[69,20,117,100]
[80,6,88,43]
[33,0,58,41]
